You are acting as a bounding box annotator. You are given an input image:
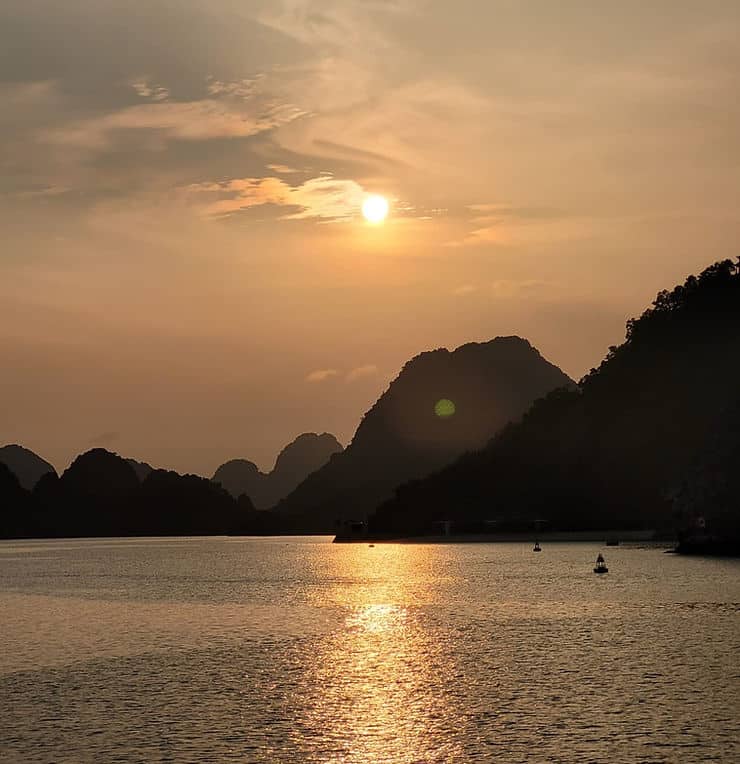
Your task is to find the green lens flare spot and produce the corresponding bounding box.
[434,399,456,418]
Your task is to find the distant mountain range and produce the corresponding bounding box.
[272,336,574,530]
[3,448,248,538]
[0,338,571,538]
[2,259,739,551]
[212,433,343,508]
[0,432,342,537]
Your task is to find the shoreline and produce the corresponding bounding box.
[334,530,665,544]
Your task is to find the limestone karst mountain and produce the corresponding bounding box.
[273,336,574,530]
[212,433,343,509]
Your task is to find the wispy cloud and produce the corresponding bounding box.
[185,174,366,220]
[453,280,549,298]
[43,99,303,150]
[89,430,120,447]
[267,164,299,174]
[205,77,262,99]
[40,76,304,152]
[130,78,169,102]
[305,368,339,383]
[12,184,71,199]
[447,204,586,247]
[490,279,548,297]
[345,364,378,382]
[306,365,379,383]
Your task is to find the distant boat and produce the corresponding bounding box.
[593,552,608,574]
[533,540,541,552]
[606,539,619,546]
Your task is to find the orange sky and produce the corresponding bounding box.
[2,1,740,474]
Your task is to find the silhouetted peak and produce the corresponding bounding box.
[212,434,343,507]
[0,444,57,490]
[456,335,535,353]
[212,459,265,502]
[399,336,537,372]
[213,459,263,481]
[272,433,343,476]
[61,448,140,496]
[275,336,573,527]
[350,336,573,453]
[455,336,546,363]
[582,258,740,389]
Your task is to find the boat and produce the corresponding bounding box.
[533,540,541,552]
[593,552,608,574]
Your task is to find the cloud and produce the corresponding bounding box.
[451,279,549,299]
[89,430,120,447]
[453,281,547,298]
[12,185,71,199]
[185,173,366,220]
[42,98,304,150]
[305,368,339,383]
[284,176,366,220]
[206,77,262,99]
[307,365,378,383]
[464,218,599,248]
[445,204,589,247]
[345,364,378,382]
[39,75,304,153]
[130,78,170,102]
[490,279,548,298]
[267,164,299,174]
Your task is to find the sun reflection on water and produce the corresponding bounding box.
[345,603,408,633]
[290,544,464,763]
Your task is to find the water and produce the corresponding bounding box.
[1,538,738,763]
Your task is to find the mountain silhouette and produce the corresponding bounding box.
[213,459,265,500]
[212,432,343,508]
[7,261,738,546]
[22,448,251,538]
[273,337,574,530]
[138,468,246,536]
[368,259,740,543]
[0,444,56,490]
[33,448,141,537]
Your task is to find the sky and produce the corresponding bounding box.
[2,1,739,475]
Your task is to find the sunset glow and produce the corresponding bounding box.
[2,0,739,478]
[2,4,739,762]
[361,195,389,224]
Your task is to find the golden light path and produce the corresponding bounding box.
[292,544,464,763]
[362,194,389,224]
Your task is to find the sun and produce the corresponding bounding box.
[362,194,389,224]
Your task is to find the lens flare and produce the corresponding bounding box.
[434,399,456,418]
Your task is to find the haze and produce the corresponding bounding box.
[2,1,739,475]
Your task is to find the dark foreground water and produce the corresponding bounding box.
[1,538,738,763]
